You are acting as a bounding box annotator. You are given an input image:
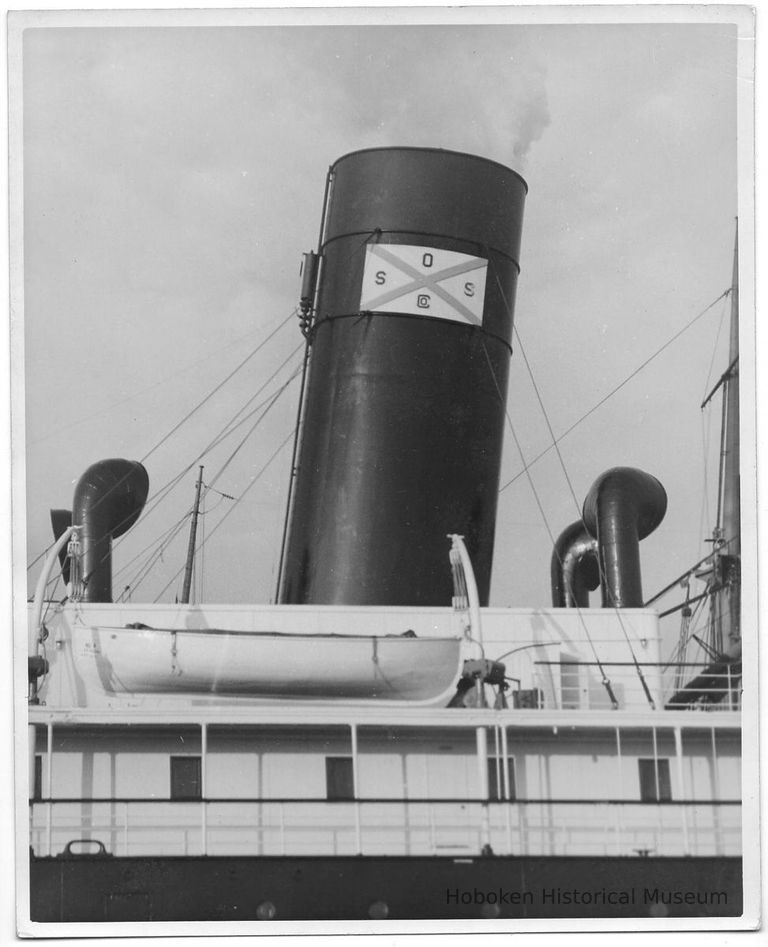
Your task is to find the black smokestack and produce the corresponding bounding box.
[279,147,526,606]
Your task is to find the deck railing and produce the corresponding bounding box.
[29,798,741,860]
[522,660,742,712]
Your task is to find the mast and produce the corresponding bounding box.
[181,465,205,605]
[718,224,740,652]
[663,224,741,710]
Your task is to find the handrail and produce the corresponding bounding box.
[30,797,743,860]
[29,796,742,806]
[534,660,740,668]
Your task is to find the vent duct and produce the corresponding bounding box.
[551,521,599,608]
[72,459,150,603]
[582,467,667,608]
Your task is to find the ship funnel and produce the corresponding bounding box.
[280,147,527,606]
[72,459,150,602]
[551,521,599,608]
[582,467,667,608]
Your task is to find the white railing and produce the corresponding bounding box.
[30,799,741,860]
[510,659,742,712]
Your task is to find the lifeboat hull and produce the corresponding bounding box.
[70,626,464,704]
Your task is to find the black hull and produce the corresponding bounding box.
[30,854,742,922]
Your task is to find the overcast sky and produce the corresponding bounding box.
[18,11,747,655]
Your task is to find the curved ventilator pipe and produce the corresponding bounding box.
[551,520,600,608]
[582,467,667,608]
[72,459,150,602]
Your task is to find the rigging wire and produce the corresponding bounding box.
[27,545,52,575]
[672,580,693,693]
[490,276,732,705]
[26,308,297,574]
[118,369,300,601]
[116,516,190,603]
[205,484,236,501]
[509,322,655,705]
[701,293,730,402]
[201,365,303,495]
[26,282,730,581]
[488,257,702,708]
[152,429,295,603]
[195,491,230,515]
[29,229,375,582]
[699,410,714,560]
[114,511,196,584]
[110,341,303,540]
[104,347,304,581]
[663,591,712,672]
[695,292,729,551]
[40,330,302,601]
[203,341,305,448]
[498,287,732,495]
[643,538,736,607]
[29,309,293,448]
[137,309,297,468]
[713,369,730,538]
[480,337,619,709]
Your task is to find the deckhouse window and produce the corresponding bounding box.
[170,756,202,800]
[326,756,354,800]
[487,757,516,801]
[638,758,671,802]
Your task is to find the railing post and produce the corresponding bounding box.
[674,727,690,855]
[353,803,362,855]
[476,726,491,852]
[518,801,527,856]
[123,802,129,856]
[429,803,436,855]
[614,728,623,853]
[500,726,512,853]
[201,723,208,856]
[500,726,510,801]
[46,722,53,856]
[28,725,36,854]
[711,727,723,855]
[351,724,362,854]
[28,725,36,801]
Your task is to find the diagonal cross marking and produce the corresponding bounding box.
[362,245,486,325]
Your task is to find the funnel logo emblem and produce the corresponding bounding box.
[360,244,488,324]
